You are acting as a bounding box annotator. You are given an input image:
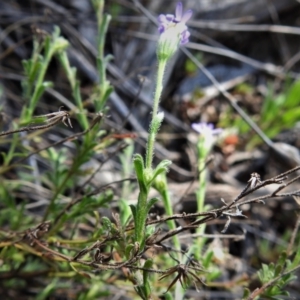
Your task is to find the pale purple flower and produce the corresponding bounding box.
[158,2,193,45]
[192,122,223,136]
[192,123,222,158]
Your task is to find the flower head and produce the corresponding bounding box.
[157,2,193,61]
[192,123,222,159]
[192,123,223,137]
[158,2,193,45]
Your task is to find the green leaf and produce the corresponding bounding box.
[125,244,134,259]
[144,281,152,299]
[44,35,52,56]
[274,264,282,277]
[163,293,174,300]
[104,54,114,64]
[130,204,137,223]
[285,80,300,108]
[203,250,214,269]
[291,248,300,267]
[101,86,114,106]
[143,259,153,285]
[281,107,300,126]
[281,291,290,296]
[242,288,251,299]
[277,251,287,267]
[269,262,275,272]
[33,81,53,106]
[206,269,222,281]
[70,263,91,278]
[149,159,171,185]
[22,59,31,75]
[133,154,145,183]
[145,197,159,214]
[102,217,112,233]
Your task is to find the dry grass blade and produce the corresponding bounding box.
[159,259,205,293]
[0,108,73,137]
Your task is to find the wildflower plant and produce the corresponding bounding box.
[131,2,193,249]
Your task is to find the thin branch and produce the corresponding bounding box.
[0,108,73,138]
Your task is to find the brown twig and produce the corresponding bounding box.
[0,108,72,137]
[0,113,103,174]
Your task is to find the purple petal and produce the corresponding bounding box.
[192,122,222,136]
[212,128,223,135]
[183,31,191,39]
[191,123,204,133]
[181,39,188,45]
[158,25,165,33]
[181,35,188,44]
[181,9,193,23]
[181,31,190,44]
[158,14,167,22]
[175,2,183,21]
[166,14,175,22]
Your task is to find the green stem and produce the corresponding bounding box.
[145,59,167,169]
[57,51,89,130]
[197,159,207,218]
[195,158,207,259]
[152,60,166,120]
[24,46,54,122]
[135,187,149,245]
[161,188,181,255]
[93,0,112,111]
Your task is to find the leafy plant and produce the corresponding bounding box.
[220,79,300,148]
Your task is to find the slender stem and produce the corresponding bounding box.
[0,117,62,137]
[195,158,208,259]
[145,59,167,169]
[57,51,89,130]
[197,160,207,224]
[94,0,112,111]
[152,60,166,119]
[25,46,54,121]
[134,181,149,245]
[161,188,181,254]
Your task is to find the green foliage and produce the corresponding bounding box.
[220,79,300,148]
[243,250,299,300]
[134,259,154,300]
[21,26,69,123]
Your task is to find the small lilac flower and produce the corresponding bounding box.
[156,2,193,61]
[192,123,222,158]
[158,2,193,45]
[192,123,223,136]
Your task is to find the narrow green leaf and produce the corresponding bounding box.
[242,288,251,299]
[285,80,300,108]
[101,217,112,233]
[274,264,282,277]
[203,250,214,269]
[277,251,287,267]
[150,159,171,185]
[133,154,145,183]
[143,259,153,285]
[130,204,137,222]
[162,293,174,300]
[145,197,159,214]
[125,244,134,259]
